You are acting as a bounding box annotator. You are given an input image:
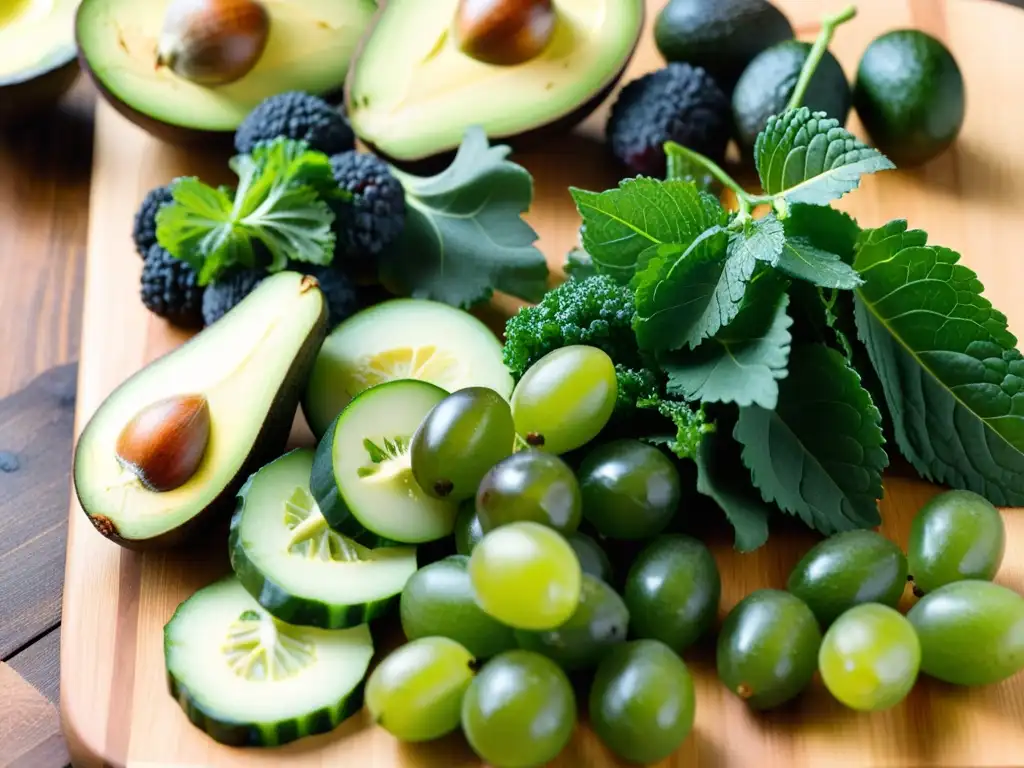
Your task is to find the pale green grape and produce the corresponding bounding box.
[476,450,581,534]
[469,521,582,630]
[511,345,617,455]
[364,637,475,742]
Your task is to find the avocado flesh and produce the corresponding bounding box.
[0,0,76,84]
[73,272,327,545]
[75,0,376,134]
[348,0,644,162]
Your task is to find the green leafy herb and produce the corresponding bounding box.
[570,178,726,284]
[734,343,888,534]
[755,108,895,206]
[665,141,721,193]
[564,247,596,280]
[694,421,772,552]
[853,220,1024,505]
[782,203,861,263]
[663,271,793,409]
[156,138,342,285]
[638,397,714,461]
[378,126,549,309]
[775,236,862,289]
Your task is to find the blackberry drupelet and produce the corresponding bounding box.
[132,185,174,258]
[201,268,268,326]
[328,150,406,271]
[140,245,204,328]
[607,63,730,177]
[234,92,355,156]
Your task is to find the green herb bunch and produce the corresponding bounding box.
[571,6,1024,551]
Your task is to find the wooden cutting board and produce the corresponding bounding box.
[60,0,1024,765]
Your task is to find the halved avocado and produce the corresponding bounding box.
[74,0,376,143]
[73,272,327,548]
[346,0,645,163]
[0,0,80,123]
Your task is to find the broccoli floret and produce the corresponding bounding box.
[615,365,662,416]
[235,92,355,156]
[638,397,714,461]
[132,185,174,258]
[503,275,642,378]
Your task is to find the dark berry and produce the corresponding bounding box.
[140,245,204,328]
[132,185,174,258]
[235,91,355,156]
[201,268,267,326]
[328,151,406,273]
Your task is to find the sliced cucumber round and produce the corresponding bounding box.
[229,449,418,629]
[311,379,459,544]
[302,299,514,438]
[164,576,373,748]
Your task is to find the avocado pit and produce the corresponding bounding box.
[454,0,556,66]
[115,393,211,492]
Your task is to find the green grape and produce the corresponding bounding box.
[454,499,485,555]
[365,636,476,742]
[717,589,821,710]
[579,439,681,540]
[511,345,617,455]
[590,640,696,764]
[908,489,1006,593]
[469,521,582,630]
[514,574,629,671]
[476,450,582,534]
[566,531,614,583]
[411,387,515,501]
[819,603,920,712]
[907,580,1024,686]
[401,555,517,659]
[624,535,720,652]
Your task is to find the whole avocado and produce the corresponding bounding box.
[732,40,851,151]
[655,0,794,91]
[854,30,965,167]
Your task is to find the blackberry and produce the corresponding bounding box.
[296,265,359,328]
[328,151,406,272]
[140,245,204,328]
[607,63,730,177]
[132,185,174,258]
[201,268,268,326]
[235,92,355,156]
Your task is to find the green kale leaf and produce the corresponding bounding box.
[734,343,888,535]
[378,126,549,309]
[854,220,1024,505]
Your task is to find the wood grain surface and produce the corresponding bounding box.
[60,1,1024,766]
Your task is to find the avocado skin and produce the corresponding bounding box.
[74,290,328,550]
[654,0,793,92]
[787,530,908,627]
[854,30,965,167]
[0,56,79,124]
[732,40,851,152]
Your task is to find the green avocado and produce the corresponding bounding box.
[654,0,793,91]
[732,39,852,151]
[346,0,645,162]
[0,0,79,123]
[74,0,376,142]
[854,29,966,167]
[73,272,327,548]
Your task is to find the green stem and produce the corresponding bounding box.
[665,142,762,216]
[786,5,857,111]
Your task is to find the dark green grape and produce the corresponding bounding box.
[819,603,920,711]
[579,439,680,540]
[454,499,485,555]
[514,575,629,671]
[787,530,908,626]
[469,521,582,630]
[511,345,617,455]
[462,650,576,768]
[400,555,516,659]
[590,639,696,764]
[566,531,614,583]
[624,535,720,652]
[365,637,476,742]
[411,387,515,500]
[908,489,1006,593]
[717,589,821,710]
[476,450,582,534]
[907,580,1024,686]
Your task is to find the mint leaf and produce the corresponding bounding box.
[731,214,785,266]
[570,178,726,284]
[695,424,772,552]
[755,108,895,205]
[854,220,1024,505]
[379,126,548,309]
[637,397,713,461]
[776,238,862,289]
[663,271,793,409]
[735,343,888,535]
[782,203,861,264]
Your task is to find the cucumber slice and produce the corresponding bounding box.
[229,449,419,629]
[311,379,459,543]
[164,576,373,747]
[302,299,514,438]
